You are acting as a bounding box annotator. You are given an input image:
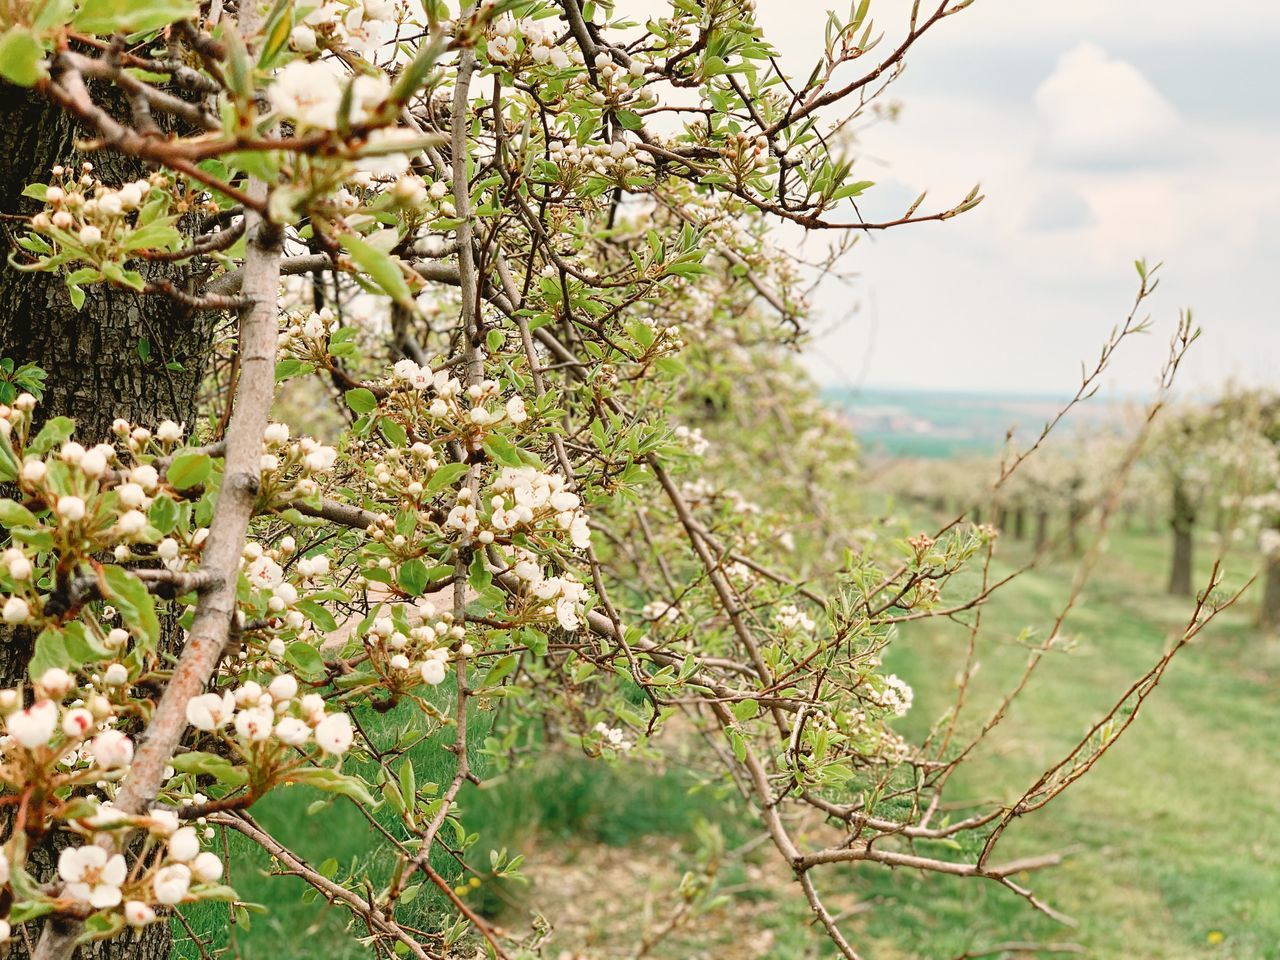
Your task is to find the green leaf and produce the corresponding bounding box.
[7,900,56,925]
[425,462,469,494]
[0,498,41,528]
[397,558,428,596]
[62,620,111,665]
[833,179,875,200]
[148,494,179,534]
[285,767,379,806]
[29,416,74,455]
[0,26,46,86]
[170,751,250,787]
[257,0,295,67]
[192,883,241,901]
[482,434,524,468]
[101,565,160,651]
[167,451,212,489]
[275,358,311,381]
[284,640,326,680]
[338,233,414,309]
[294,599,338,633]
[73,0,196,35]
[29,628,72,678]
[378,417,407,447]
[345,387,378,414]
[481,653,518,688]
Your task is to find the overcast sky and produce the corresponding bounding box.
[738,1,1280,397]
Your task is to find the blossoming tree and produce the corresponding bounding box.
[0,1,1241,958]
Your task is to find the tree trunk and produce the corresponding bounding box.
[1260,556,1280,630]
[1066,503,1083,555]
[1034,509,1049,550]
[1167,479,1195,597]
[1,80,213,960]
[1012,506,1026,541]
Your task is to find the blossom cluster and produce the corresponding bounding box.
[548,138,642,182]
[390,363,529,435]
[367,606,460,688]
[446,466,590,549]
[27,164,169,248]
[0,813,225,940]
[864,673,914,719]
[186,673,354,755]
[287,0,402,58]
[2,670,134,770]
[502,544,591,632]
[775,603,816,634]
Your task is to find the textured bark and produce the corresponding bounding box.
[1167,478,1195,598]
[1259,556,1280,631]
[0,80,213,960]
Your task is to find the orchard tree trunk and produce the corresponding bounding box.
[1012,506,1026,541]
[1034,509,1049,551]
[0,80,213,960]
[1167,478,1196,597]
[1259,556,1280,630]
[1066,504,1084,555]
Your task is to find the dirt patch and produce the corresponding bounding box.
[508,837,859,960]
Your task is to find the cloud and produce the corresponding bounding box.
[1025,187,1094,232]
[1034,43,1185,169]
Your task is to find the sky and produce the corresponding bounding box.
[734,1,1280,397]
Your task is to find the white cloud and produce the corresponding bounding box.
[1034,43,1183,168]
[1025,187,1093,232]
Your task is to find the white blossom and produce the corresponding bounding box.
[314,712,354,754]
[55,495,86,522]
[168,826,200,862]
[274,717,311,746]
[191,851,223,884]
[152,863,191,905]
[185,691,236,731]
[58,846,127,909]
[7,699,58,748]
[2,596,30,624]
[91,729,134,769]
[268,60,342,129]
[124,901,157,927]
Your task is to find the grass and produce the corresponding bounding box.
[173,526,1280,959]
[858,525,1280,960]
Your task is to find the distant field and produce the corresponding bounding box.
[823,386,1128,457]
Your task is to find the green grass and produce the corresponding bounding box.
[174,527,1280,959]
[858,526,1280,960]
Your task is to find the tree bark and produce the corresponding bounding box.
[1012,506,1026,541]
[0,80,213,960]
[1167,478,1195,598]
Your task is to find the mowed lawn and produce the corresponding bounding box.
[174,527,1280,959]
